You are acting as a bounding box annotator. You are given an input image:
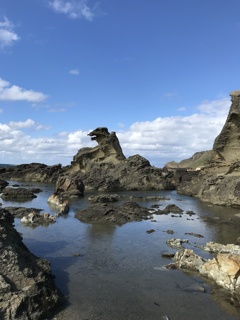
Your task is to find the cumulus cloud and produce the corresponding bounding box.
[0,96,231,167]
[0,78,47,102]
[49,0,96,20]
[0,17,20,49]
[117,97,231,166]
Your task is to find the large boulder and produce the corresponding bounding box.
[0,208,64,319]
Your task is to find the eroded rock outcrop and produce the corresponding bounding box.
[75,201,152,224]
[173,244,240,303]
[0,208,64,319]
[66,128,173,192]
[0,163,63,183]
[171,90,240,207]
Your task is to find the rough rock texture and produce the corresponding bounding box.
[173,242,240,305]
[170,91,240,207]
[75,201,152,224]
[0,208,64,319]
[72,127,126,173]
[0,163,64,183]
[213,90,240,162]
[51,127,173,194]
[0,179,9,192]
[54,175,85,199]
[1,187,37,200]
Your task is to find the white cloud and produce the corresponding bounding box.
[69,69,79,75]
[49,0,95,20]
[0,96,231,167]
[117,97,231,166]
[0,78,47,102]
[0,17,20,49]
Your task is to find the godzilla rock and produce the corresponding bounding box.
[71,127,126,172]
[0,208,64,319]
[54,127,173,194]
[0,163,64,183]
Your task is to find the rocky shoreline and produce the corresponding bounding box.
[1,90,240,318]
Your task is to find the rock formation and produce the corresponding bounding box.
[171,90,240,207]
[213,90,240,162]
[172,242,240,307]
[0,163,64,183]
[0,208,64,319]
[52,127,173,194]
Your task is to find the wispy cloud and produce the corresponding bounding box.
[0,16,20,49]
[69,69,79,75]
[0,78,47,102]
[49,0,96,21]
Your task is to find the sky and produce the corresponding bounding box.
[0,0,239,167]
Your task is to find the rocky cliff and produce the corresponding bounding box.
[174,90,240,207]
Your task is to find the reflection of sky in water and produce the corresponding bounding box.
[3,182,240,320]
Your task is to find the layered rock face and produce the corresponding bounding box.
[174,90,240,207]
[0,208,64,319]
[56,127,173,192]
[213,90,240,162]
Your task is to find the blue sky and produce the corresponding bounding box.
[0,0,239,167]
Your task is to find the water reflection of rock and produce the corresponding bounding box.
[86,221,117,237]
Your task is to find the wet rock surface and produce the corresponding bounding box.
[0,208,65,319]
[75,201,152,224]
[1,187,37,200]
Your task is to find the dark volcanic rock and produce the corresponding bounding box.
[0,208,64,319]
[75,201,152,224]
[0,162,64,183]
[1,187,37,200]
[0,179,9,192]
[4,206,42,218]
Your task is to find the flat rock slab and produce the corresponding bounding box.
[75,201,151,224]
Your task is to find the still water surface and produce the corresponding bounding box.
[2,181,240,320]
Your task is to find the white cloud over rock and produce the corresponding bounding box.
[49,0,95,20]
[0,97,231,166]
[0,17,20,49]
[0,78,47,102]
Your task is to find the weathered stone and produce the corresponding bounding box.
[0,208,64,318]
[0,163,63,183]
[48,193,70,215]
[1,187,37,200]
[75,201,152,224]
[166,238,189,248]
[88,194,119,203]
[174,249,205,271]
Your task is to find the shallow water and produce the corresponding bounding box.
[2,181,240,320]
